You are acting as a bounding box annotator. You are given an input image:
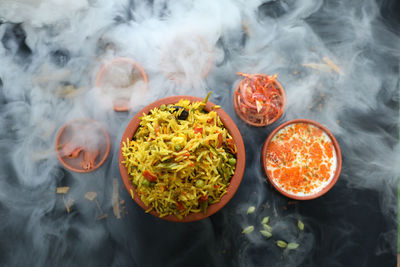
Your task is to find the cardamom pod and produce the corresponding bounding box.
[247,206,256,214]
[242,225,254,234]
[287,243,300,250]
[276,240,287,248]
[260,230,272,238]
[262,224,272,232]
[261,216,269,224]
[298,220,304,231]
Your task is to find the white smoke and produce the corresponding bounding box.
[0,0,399,266]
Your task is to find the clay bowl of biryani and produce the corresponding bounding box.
[119,94,245,222]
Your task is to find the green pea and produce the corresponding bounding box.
[142,179,151,187]
[175,144,182,151]
[160,104,166,111]
[228,158,236,166]
[195,179,204,188]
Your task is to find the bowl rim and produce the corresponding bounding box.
[55,118,111,173]
[95,57,148,112]
[119,95,246,222]
[261,118,342,200]
[233,75,286,127]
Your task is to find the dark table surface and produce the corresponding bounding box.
[0,0,399,266]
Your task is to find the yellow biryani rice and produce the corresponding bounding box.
[121,99,237,219]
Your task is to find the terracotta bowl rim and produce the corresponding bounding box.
[233,76,286,127]
[95,57,148,112]
[55,118,111,173]
[261,118,342,200]
[119,95,246,222]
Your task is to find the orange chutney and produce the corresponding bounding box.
[266,122,337,196]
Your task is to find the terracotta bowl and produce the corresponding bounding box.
[95,57,148,112]
[119,95,246,222]
[261,119,342,200]
[55,119,111,173]
[233,74,286,127]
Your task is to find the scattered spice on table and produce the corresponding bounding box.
[247,206,256,214]
[298,220,304,231]
[95,214,108,221]
[84,192,98,201]
[242,225,254,234]
[62,196,74,213]
[276,240,287,248]
[260,230,272,238]
[56,186,70,194]
[261,216,269,224]
[112,178,121,219]
[287,243,300,250]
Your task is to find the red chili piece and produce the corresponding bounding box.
[218,133,223,148]
[176,201,184,210]
[194,127,203,134]
[199,194,208,202]
[143,170,157,182]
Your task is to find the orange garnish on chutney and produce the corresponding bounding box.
[266,123,337,196]
[235,73,284,125]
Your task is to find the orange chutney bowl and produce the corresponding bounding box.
[261,119,342,200]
